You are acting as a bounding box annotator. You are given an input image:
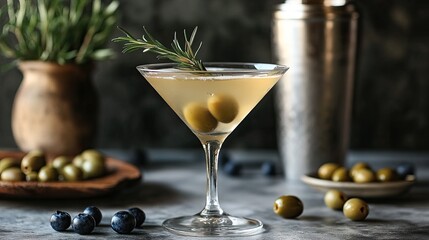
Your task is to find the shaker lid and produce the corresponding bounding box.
[274,0,358,20]
[279,0,348,6]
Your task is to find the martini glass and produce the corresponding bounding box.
[137,62,288,236]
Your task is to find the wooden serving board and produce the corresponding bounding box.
[0,150,142,199]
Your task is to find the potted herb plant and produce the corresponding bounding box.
[0,0,119,157]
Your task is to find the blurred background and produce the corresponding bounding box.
[0,0,428,152]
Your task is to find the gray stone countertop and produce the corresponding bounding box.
[0,150,429,239]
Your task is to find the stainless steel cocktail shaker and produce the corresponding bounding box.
[272,0,359,180]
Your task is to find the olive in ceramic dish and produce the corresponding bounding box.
[352,168,376,183]
[376,167,398,182]
[318,163,340,180]
[349,162,371,179]
[331,167,351,182]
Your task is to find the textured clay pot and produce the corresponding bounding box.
[12,61,98,157]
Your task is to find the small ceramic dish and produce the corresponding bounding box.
[301,173,415,198]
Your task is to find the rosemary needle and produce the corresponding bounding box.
[113,26,206,71]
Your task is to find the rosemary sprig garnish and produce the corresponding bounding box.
[113,26,206,71]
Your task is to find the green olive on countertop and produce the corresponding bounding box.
[352,168,376,183]
[183,102,218,132]
[343,198,369,221]
[21,151,46,174]
[26,171,39,182]
[38,166,58,182]
[1,167,25,181]
[376,167,398,182]
[207,94,239,123]
[350,162,371,179]
[51,156,72,172]
[331,167,351,182]
[273,195,304,219]
[324,190,348,210]
[318,163,340,180]
[81,158,105,179]
[0,157,21,174]
[61,164,83,181]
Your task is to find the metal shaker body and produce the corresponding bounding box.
[273,0,358,180]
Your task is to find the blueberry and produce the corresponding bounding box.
[83,206,102,225]
[396,163,415,179]
[128,207,146,227]
[261,161,276,176]
[111,210,136,234]
[72,213,96,235]
[50,210,71,232]
[223,161,241,176]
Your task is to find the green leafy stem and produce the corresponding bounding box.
[0,0,119,65]
[112,26,206,71]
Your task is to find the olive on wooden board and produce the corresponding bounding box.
[1,167,25,181]
[21,151,46,174]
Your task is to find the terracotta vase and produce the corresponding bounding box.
[12,61,98,157]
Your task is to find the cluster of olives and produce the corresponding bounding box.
[183,94,238,132]
[50,206,145,235]
[273,192,369,221]
[324,190,369,221]
[0,149,106,182]
[318,162,401,183]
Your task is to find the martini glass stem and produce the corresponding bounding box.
[200,140,224,217]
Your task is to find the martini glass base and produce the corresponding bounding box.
[162,213,263,237]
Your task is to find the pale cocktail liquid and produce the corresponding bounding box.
[145,68,282,142]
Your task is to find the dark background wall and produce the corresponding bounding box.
[1,0,428,151]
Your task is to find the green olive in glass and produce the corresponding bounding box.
[38,166,58,182]
[26,171,39,182]
[273,195,303,219]
[376,167,398,182]
[353,168,376,183]
[324,190,348,210]
[331,167,351,182]
[1,167,25,181]
[21,151,46,174]
[183,103,218,132]
[0,157,21,174]
[318,163,340,180]
[62,164,83,181]
[81,158,105,179]
[207,94,239,123]
[343,198,369,221]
